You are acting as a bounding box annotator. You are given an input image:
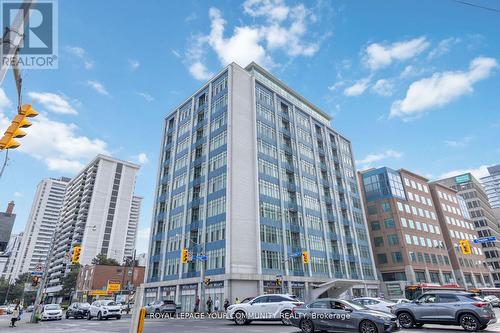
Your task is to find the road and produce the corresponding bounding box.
[0,308,499,333]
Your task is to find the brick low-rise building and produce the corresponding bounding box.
[75,264,145,302]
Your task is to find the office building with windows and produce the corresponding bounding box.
[437,173,500,287]
[0,233,23,282]
[145,62,378,310]
[45,155,141,300]
[429,182,493,287]
[9,177,70,281]
[481,164,500,209]
[0,201,16,252]
[359,168,457,298]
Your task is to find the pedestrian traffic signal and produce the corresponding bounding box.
[204,278,211,286]
[302,251,309,264]
[0,104,38,150]
[71,246,81,264]
[459,239,472,254]
[181,248,189,264]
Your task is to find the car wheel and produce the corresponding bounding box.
[281,310,292,326]
[97,312,102,321]
[65,312,69,319]
[479,325,487,330]
[117,315,121,320]
[87,313,92,320]
[234,311,247,325]
[360,320,378,333]
[460,314,480,332]
[300,318,315,333]
[397,312,415,329]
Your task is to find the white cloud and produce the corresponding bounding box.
[87,80,110,96]
[344,77,370,97]
[189,61,214,81]
[186,0,322,80]
[27,92,78,115]
[14,192,23,198]
[328,81,344,91]
[428,37,461,60]
[65,46,94,69]
[134,153,149,164]
[372,79,394,97]
[171,50,181,58]
[356,149,403,168]
[390,56,498,120]
[364,37,429,70]
[137,92,154,102]
[438,165,491,180]
[0,92,109,173]
[128,59,140,71]
[444,135,473,148]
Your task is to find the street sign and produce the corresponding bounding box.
[193,255,207,261]
[107,280,121,292]
[30,271,43,276]
[35,264,43,272]
[473,236,497,244]
[291,251,302,257]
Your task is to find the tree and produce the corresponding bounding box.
[91,253,120,266]
[0,273,36,304]
[61,265,80,298]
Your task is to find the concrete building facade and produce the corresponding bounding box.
[0,233,23,282]
[46,155,141,297]
[359,168,456,298]
[124,196,142,260]
[438,173,500,287]
[9,177,70,281]
[0,201,16,252]
[429,182,493,287]
[144,62,378,310]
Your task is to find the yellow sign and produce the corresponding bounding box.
[107,280,121,292]
[89,290,109,296]
[459,239,472,254]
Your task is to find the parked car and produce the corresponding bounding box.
[26,305,34,312]
[145,300,177,316]
[290,298,398,333]
[483,295,500,308]
[88,300,121,320]
[352,297,396,313]
[393,291,497,331]
[66,302,90,319]
[390,298,411,304]
[41,304,63,321]
[241,297,256,304]
[226,294,303,325]
[0,305,11,314]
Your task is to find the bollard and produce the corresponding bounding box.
[137,308,146,333]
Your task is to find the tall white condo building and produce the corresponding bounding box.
[46,155,141,298]
[10,177,70,281]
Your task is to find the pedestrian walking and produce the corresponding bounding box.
[194,296,200,313]
[10,304,20,327]
[214,297,220,312]
[206,296,213,314]
[223,298,230,312]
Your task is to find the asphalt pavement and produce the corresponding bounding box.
[0,308,499,333]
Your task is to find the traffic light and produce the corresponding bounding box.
[0,104,38,150]
[71,246,81,264]
[204,278,211,286]
[276,278,282,286]
[31,276,40,287]
[302,251,309,264]
[459,240,472,255]
[181,248,189,264]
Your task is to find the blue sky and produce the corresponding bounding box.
[1,0,499,254]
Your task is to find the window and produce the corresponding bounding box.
[260,225,282,244]
[367,205,377,215]
[388,234,399,245]
[371,221,381,231]
[208,173,226,194]
[257,121,277,141]
[381,202,391,212]
[258,139,278,159]
[212,76,227,96]
[258,159,279,178]
[210,131,227,152]
[438,294,458,303]
[384,219,395,228]
[207,196,225,217]
[401,218,407,228]
[210,112,227,132]
[259,180,280,199]
[377,253,388,264]
[405,234,412,245]
[391,251,403,263]
[209,151,226,172]
[374,236,384,247]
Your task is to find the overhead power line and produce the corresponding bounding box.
[452,0,500,13]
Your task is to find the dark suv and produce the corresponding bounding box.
[393,291,497,331]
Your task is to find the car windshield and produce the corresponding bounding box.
[102,301,118,306]
[45,305,60,310]
[343,300,368,310]
[79,303,90,308]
